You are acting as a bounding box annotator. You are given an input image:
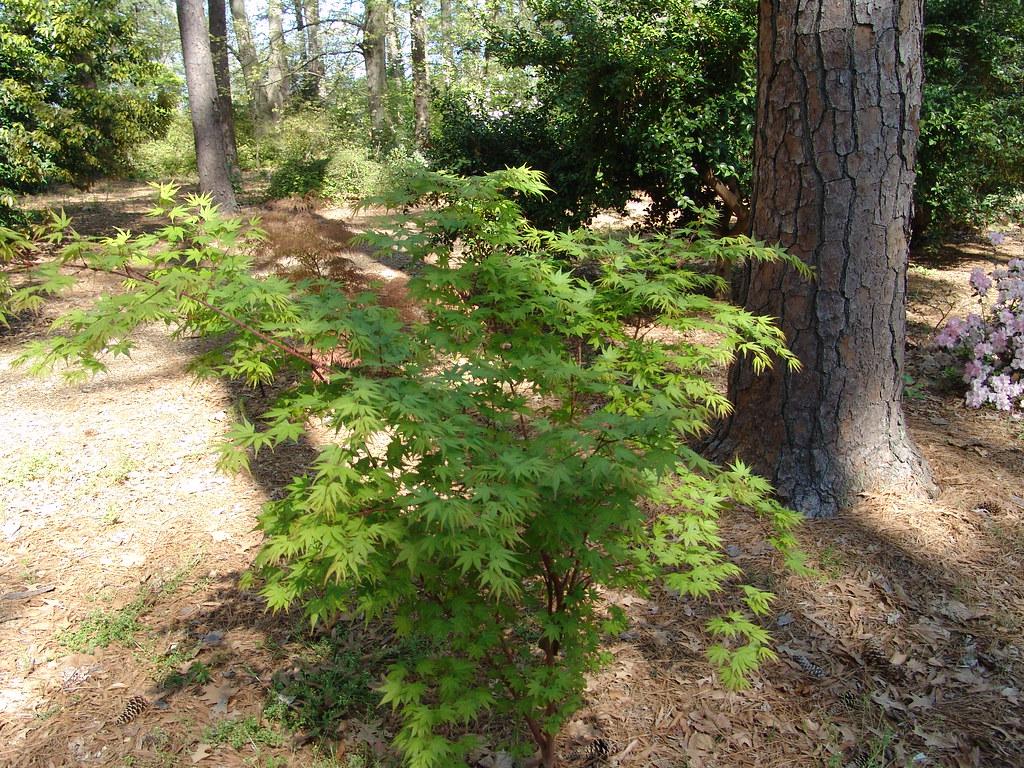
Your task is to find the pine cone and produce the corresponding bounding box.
[114,695,149,725]
[862,637,888,667]
[796,654,827,679]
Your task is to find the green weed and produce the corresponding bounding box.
[58,595,147,652]
[267,640,378,739]
[204,715,283,750]
[3,450,67,487]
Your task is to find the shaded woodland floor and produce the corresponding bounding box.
[1,180,1022,768]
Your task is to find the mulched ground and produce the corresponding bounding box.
[1,181,1022,768]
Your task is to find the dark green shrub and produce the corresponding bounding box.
[917,0,1024,234]
[267,157,331,199]
[433,0,757,228]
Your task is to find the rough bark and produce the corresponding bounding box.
[267,0,290,117]
[229,0,272,125]
[207,0,239,180]
[176,0,237,211]
[410,0,429,147]
[707,0,936,517]
[364,0,389,145]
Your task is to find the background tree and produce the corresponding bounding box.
[176,0,238,210]
[267,0,290,117]
[707,0,936,517]
[229,0,272,125]
[364,0,390,146]
[430,0,758,228]
[410,0,430,147]
[207,0,240,179]
[0,0,174,216]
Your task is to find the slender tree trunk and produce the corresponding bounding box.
[175,0,237,211]
[207,0,239,180]
[707,0,935,517]
[291,0,310,98]
[386,0,405,83]
[305,0,325,98]
[229,0,272,125]
[267,0,290,117]
[439,0,454,84]
[410,0,429,147]
[364,0,389,145]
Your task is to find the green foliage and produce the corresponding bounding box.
[58,595,147,652]
[204,715,283,750]
[267,639,380,738]
[917,0,1024,234]
[433,0,757,227]
[15,170,806,766]
[268,157,332,199]
[130,112,197,181]
[0,0,176,196]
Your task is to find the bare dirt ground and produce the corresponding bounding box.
[1,181,1022,768]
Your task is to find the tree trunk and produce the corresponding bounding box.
[207,0,239,180]
[291,0,312,99]
[364,0,389,146]
[439,0,454,84]
[410,0,429,147]
[229,0,272,125]
[176,0,237,211]
[305,0,325,98]
[386,0,405,83]
[707,0,936,517]
[267,0,290,117]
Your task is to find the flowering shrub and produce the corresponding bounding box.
[935,259,1024,411]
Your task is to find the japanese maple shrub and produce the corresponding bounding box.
[11,170,805,768]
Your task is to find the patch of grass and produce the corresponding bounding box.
[3,449,68,487]
[96,452,140,486]
[815,545,848,579]
[101,504,122,526]
[902,373,927,401]
[204,715,283,750]
[59,557,198,653]
[157,658,212,691]
[266,639,379,739]
[58,595,148,652]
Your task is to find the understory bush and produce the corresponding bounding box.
[129,111,197,180]
[917,0,1024,234]
[9,170,806,767]
[936,260,1024,412]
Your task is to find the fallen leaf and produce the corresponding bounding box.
[190,742,212,763]
[201,681,236,714]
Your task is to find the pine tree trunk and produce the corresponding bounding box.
[176,0,237,211]
[386,0,405,83]
[305,0,325,98]
[707,0,936,517]
[364,0,389,146]
[207,0,239,180]
[291,0,311,98]
[439,0,454,84]
[229,0,272,125]
[410,0,429,147]
[267,0,290,117]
